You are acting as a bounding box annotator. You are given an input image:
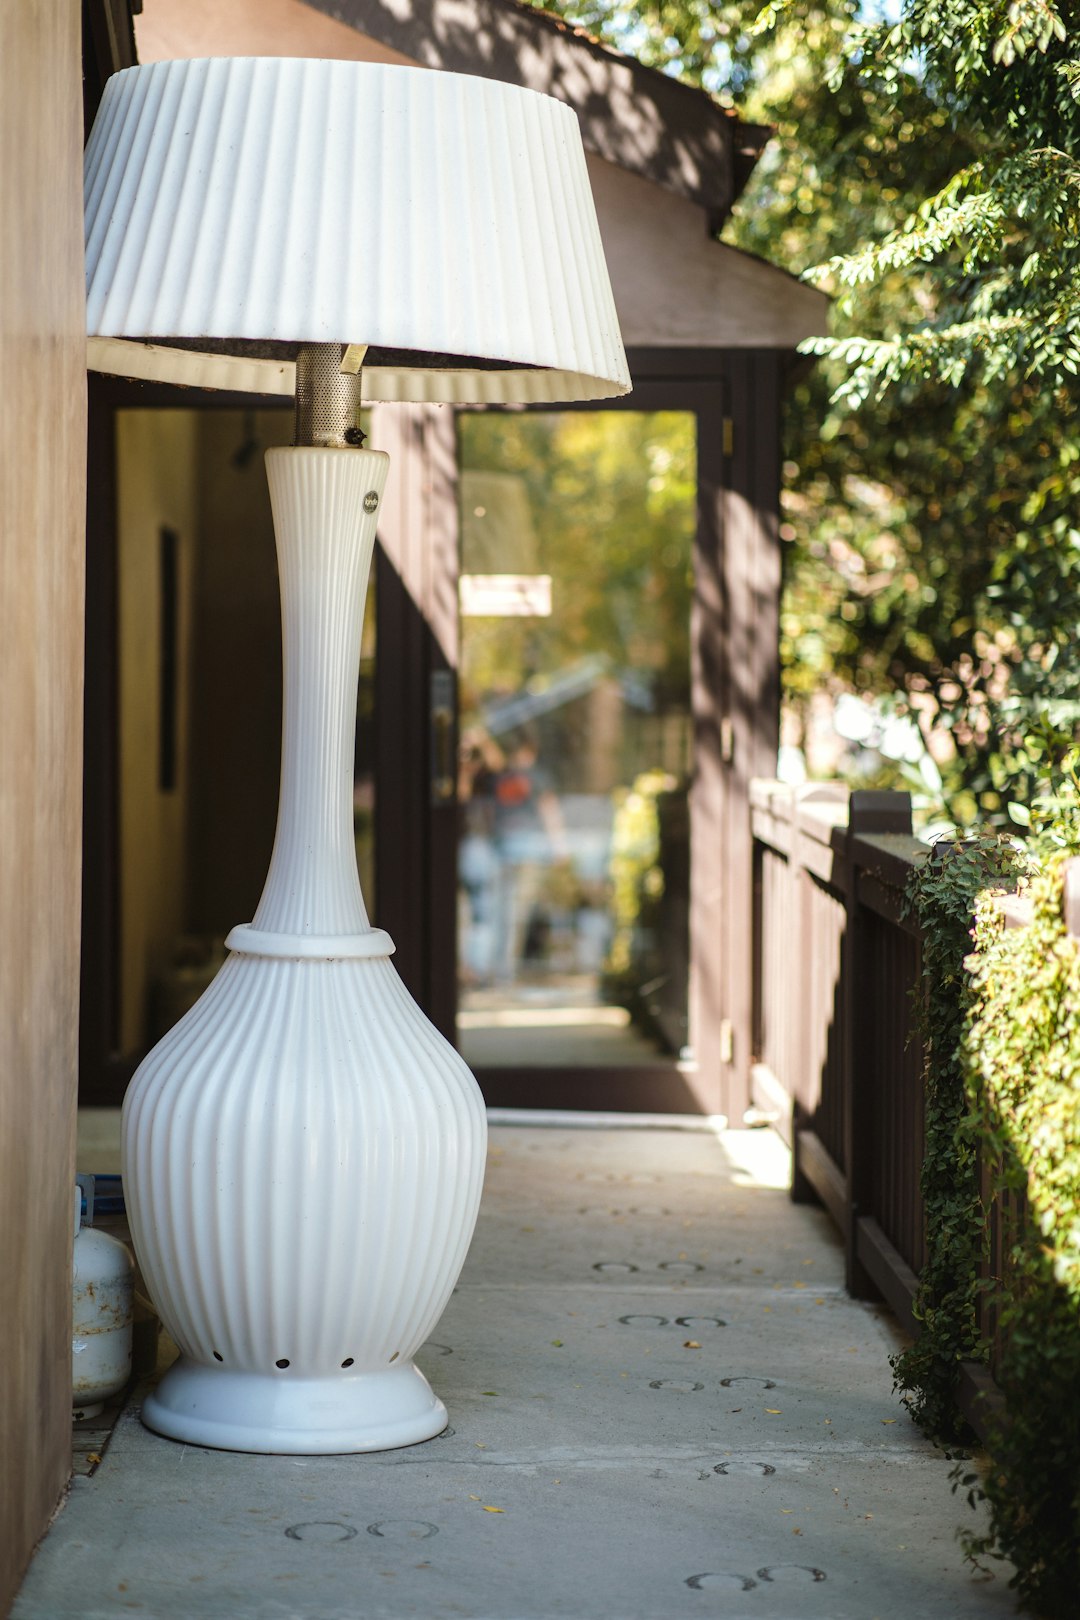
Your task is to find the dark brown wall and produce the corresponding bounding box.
[370,403,461,1037]
[0,1,87,1608]
[715,352,783,1123]
[187,411,290,934]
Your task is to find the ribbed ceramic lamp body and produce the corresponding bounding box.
[121,450,487,1454]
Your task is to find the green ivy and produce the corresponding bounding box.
[893,836,1022,1439]
[958,857,1080,1615]
[894,747,1080,1613]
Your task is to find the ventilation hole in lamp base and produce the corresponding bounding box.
[212,1352,223,1363]
[341,1358,354,1369]
[275,1359,290,1370]
[389,1351,400,1363]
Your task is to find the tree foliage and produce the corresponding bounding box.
[790,0,1080,398]
[458,411,695,712]
[532,0,1080,825]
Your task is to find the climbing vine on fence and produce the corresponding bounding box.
[957,858,1080,1617]
[893,836,1022,1440]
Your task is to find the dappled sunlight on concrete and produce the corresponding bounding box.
[28,1114,1015,1619]
[713,1125,793,1192]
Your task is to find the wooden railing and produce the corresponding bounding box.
[750,780,1080,1435]
[751,782,1080,1443]
[750,780,927,1322]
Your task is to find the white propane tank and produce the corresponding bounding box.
[72,1181,134,1421]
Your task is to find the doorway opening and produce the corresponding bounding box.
[83,385,735,1120]
[456,410,697,1078]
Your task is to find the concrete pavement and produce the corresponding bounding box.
[14,1119,1020,1619]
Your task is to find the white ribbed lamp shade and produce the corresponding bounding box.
[85,56,630,403]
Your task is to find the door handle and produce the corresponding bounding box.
[430,669,456,804]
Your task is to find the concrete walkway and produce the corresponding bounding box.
[17,1120,1020,1620]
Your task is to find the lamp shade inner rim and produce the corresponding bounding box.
[133,337,540,373]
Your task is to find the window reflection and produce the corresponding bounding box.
[456,411,696,1069]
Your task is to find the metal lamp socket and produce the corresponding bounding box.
[294,344,365,448]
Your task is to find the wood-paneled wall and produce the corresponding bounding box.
[0,2,87,1609]
[369,403,461,1038]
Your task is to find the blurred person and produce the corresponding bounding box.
[490,728,567,986]
[458,729,503,985]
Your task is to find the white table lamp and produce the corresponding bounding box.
[85,56,629,1455]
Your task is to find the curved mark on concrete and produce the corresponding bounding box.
[285,1522,358,1544]
[366,1520,440,1542]
[685,1571,757,1592]
[757,1564,826,1583]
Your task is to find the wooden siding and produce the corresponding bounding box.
[369,403,461,1039]
[711,354,783,1123]
[0,1,87,1607]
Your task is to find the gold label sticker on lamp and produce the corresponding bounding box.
[363,491,379,513]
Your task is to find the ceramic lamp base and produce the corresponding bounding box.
[140,1356,448,1455]
[122,448,486,1456]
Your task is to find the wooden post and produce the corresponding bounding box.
[713,353,782,1125]
[788,785,816,1202]
[0,3,87,1607]
[370,402,461,1041]
[789,784,848,1204]
[844,790,913,1299]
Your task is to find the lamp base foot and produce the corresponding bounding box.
[140,1356,448,1454]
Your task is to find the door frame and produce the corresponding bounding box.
[79,351,783,1126]
[79,382,461,1103]
[432,351,784,1120]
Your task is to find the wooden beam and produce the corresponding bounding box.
[855,1216,919,1335]
[957,1360,1007,1446]
[690,398,729,1119]
[80,386,123,1104]
[713,352,783,1124]
[0,1,86,1606]
[370,404,460,1038]
[795,1130,848,1234]
[82,0,136,138]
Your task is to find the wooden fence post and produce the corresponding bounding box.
[844,789,914,1299]
[789,783,848,1204]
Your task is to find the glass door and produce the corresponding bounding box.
[456,410,696,1080]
